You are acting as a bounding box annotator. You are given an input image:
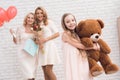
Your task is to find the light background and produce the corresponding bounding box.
[0,0,120,80]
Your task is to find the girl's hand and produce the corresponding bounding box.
[93,43,100,51]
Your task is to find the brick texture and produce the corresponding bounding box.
[0,0,120,80]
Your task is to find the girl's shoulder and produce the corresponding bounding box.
[63,31,71,35]
[62,31,71,37]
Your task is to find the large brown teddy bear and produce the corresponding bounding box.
[75,19,119,77]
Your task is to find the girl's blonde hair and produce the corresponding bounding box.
[61,13,77,31]
[23,12,34,27]
[35,6,48,26]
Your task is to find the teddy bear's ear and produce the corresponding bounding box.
[78,21,84,26]
[97,19,104,28]
[75,21,84,34]
[78,21,85,30]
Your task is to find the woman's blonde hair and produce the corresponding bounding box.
[61,13,77,31]
[23,12,34,27]
[35,6,48,26]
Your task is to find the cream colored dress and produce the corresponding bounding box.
[16,26,38,79]
[62,33,93,80]
[38,20,60,66]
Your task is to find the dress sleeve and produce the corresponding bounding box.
[48,20,59,34]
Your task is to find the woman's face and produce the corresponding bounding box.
[64,15,77,30]
[26,14,34,25]
[36,9,44,21]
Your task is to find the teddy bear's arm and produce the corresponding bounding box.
[98,39,111,54]
[81,38,94,47]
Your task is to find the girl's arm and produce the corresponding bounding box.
[62,32,98,50]
[62,32,85,49]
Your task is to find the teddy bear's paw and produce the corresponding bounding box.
[105,64,119,74]
[92,71,104,77]
[91,65,104,77]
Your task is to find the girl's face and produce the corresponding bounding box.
[36,9,44,21]
[64,15,77,30]
[26,14,34,25]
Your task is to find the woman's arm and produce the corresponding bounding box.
[12,37,17,44]
[10,28,17,44]
[46,32,59,41]
[45,20,60,42]
[38,32,59,44]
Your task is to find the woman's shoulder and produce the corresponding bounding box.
[48,19,53,23]
[48,19,56,25]
[16,25,25,32]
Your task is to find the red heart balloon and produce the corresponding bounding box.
[7,6,17,20]
[0,7,9,22]
[0,20,4,27]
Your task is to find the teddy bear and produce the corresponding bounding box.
[75,19,119,77]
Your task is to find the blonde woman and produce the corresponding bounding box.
[10,13,37,80]
[34,7,60,80]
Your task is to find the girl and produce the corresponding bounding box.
[34,7,60,80]
[61,13,99,80]
[10,13,37,80]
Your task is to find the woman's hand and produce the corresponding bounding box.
[39,38,47,44]
[9,28,14,35]
[39,44,43,49]
[10,28,13,34]
[10,28,16,38]
[9,28,17,44]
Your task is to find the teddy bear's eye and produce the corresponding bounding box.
[91,33,93,35]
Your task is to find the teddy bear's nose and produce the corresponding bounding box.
[95,35,99,38]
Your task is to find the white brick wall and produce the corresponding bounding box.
[0,0,120,80]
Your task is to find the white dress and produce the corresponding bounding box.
[16,26,38,79]
[38,20,60,66]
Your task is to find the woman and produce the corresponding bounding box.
[34,7,60,80]
[10,12,37,80]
